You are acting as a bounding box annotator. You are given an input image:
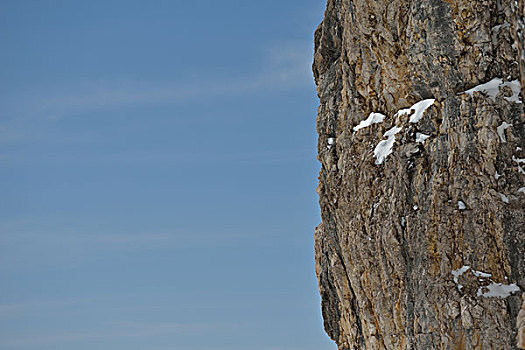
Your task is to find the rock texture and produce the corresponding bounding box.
[313,0,525,349]
[518,294,525,348]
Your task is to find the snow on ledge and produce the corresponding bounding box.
[450,266,521,298]
[452,265,470,283]
[496,122,512,143]
[477,282,521,298]
[327,137,334,150]
[513,156,525,164]
[472,269,492,278]
[416,132,430,144]
[384,126,402,137]
[463,78,502,100]
[408,99,436,123]
[373,126,402,165]
[394,99,436,123]
[353,112,386,132]
[452,265,470,291]
[502,80,522,103]
[461,78,522,103]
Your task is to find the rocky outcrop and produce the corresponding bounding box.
[518,294,525,348]
[313,1,525,349]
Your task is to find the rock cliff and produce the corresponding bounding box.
[313,1,525,349]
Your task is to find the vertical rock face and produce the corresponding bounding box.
[313,1,525,349]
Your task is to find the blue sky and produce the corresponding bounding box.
[0,1,335,349]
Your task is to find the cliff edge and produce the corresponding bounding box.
[313,0,525,348]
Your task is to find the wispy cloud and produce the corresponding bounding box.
[4,42,313,122]
[0,41,315,154]
[0,218,272,264]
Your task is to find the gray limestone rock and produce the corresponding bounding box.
[313,0,525,349]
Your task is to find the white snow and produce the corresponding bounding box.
[374,137,397,165]
[462,78,522,103]
[353,112,386,132]
[496,122,512,143]
[396,108,413,117]
[499,193,510,203]
[513,156,525,174]
[452,265,470,284]
[416,132,430,144]
[463,78,503,101]
[518,187,525,194]
[494,171,502,180]
[458,201,466,210]
[373,126,402,165]
[450,266,519,296]
[472,269,492,278]
[384,126,402,137]
[398,99,436,123]
[513,156,525,164]
[477,282,521,298]
[327,137,334,150]
[409,99,436,123]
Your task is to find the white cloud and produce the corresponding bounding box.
[8,42,314,121]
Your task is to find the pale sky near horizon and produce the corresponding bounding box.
[0,1,337,349]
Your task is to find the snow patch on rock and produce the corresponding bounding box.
[373,126,402,165]
[416,132,430,144]
[477,282,521,298]
[395,99,436,123]
[353,112,386,132]
[408,99,436,123]
[513,156,525,164]
[496,122,512,143]
[461,78,522,103]
[472,270,492,278]
[452,265,470,284]
[463,78,503,100]
[502,80,522,103]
